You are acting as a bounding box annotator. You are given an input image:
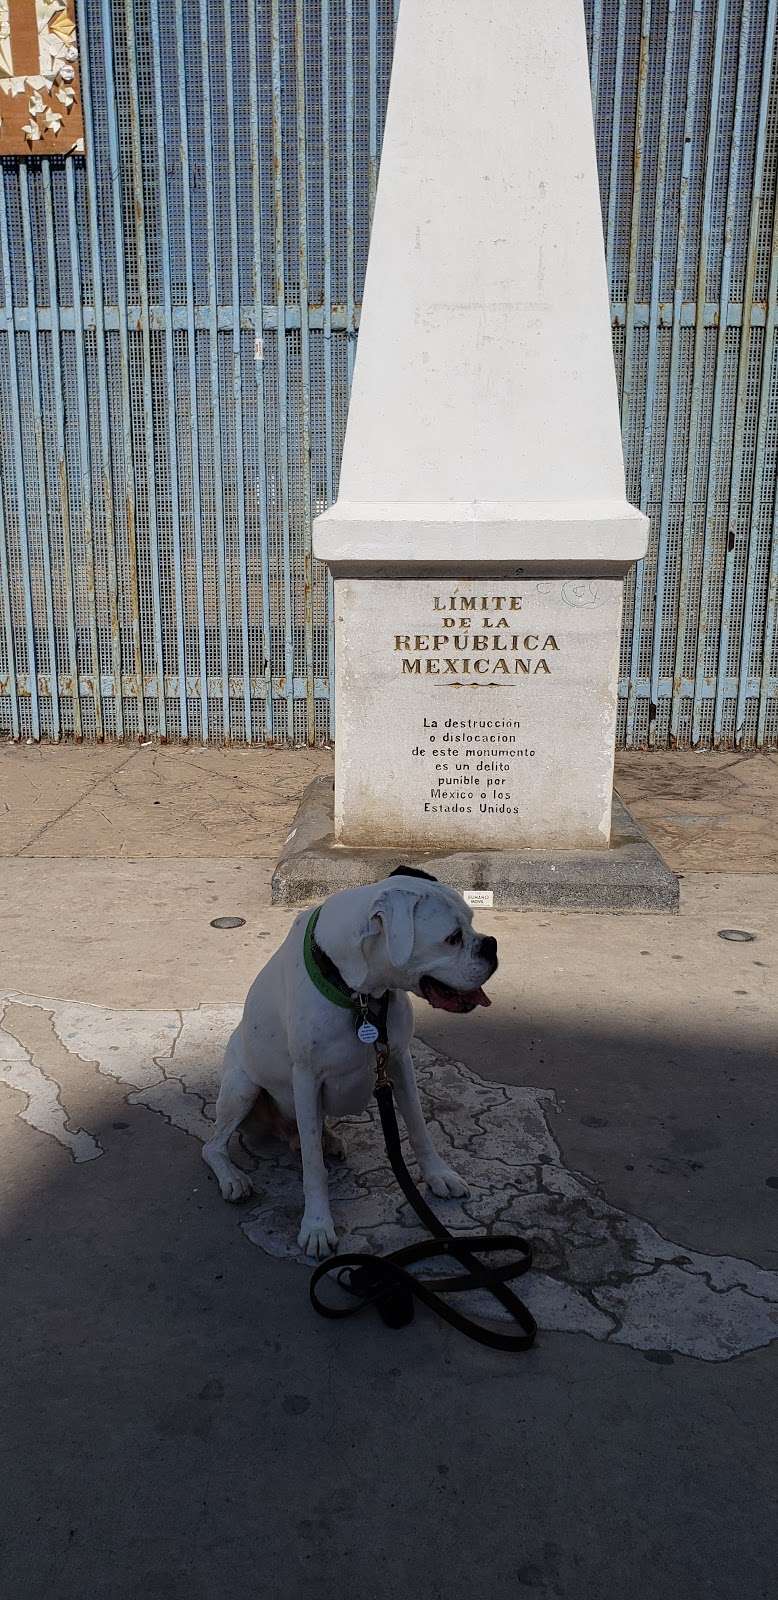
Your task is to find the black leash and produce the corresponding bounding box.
[309,995,538,1353]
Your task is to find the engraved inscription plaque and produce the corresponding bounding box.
[334,578,624,851]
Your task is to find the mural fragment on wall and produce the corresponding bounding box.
[0,0,84,154]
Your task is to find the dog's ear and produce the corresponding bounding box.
[371,888,418,970]
[337,941,370,992]
[334,886,421,991]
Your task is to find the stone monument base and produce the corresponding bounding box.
[271,777,678,913]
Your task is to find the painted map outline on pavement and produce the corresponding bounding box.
[1,990,777,1362]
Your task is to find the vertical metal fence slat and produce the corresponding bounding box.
[41,162,81,740]
[0,413,20,737]
[295,0,315,744]
[124,0,167,738]
[714,0,777,744]
[620,1,652,748]
[0,166,40,739]
[322,0,335,731]
[149,0,188,739]
[368,0,378,226]
[199,0,231,737]
[748,186,778,743]
[627,0,676,747]
[247,0,274,741]
[271,0,295,739]
[173,0,208,741]
[18,163,60,738]
[64,158,103,738]
[604,0,628,289]
[620,0,651,453]
[757,503,778,743]
[691,0,753,746]
[345,0,356,385]
[589,0,604,122]
[756,214,778,742]
[670,0,729,745]
[78,0,124,737]
[648,0,704,743]
[94,0,144,735]
[224,0,252,742]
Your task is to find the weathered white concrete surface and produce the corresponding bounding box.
[314,0,647,849]
[335,577,623,848]
[315,0,647,567]
[3,992,776,1363]
[0,1001,102,1163]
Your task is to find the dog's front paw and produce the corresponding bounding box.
[202,1145,254,1203]
[218,1167,254,1203]
[424,1161,470,1199]
[298,1212,338,1259]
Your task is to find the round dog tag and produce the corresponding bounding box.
[357,1021,379,1045]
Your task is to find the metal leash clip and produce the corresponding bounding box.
[355,995,380,1047]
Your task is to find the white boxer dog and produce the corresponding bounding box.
[202,868,498,1258]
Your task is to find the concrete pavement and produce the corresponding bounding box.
[1,742,777,1599]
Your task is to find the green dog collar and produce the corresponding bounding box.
[303,906,356,1011]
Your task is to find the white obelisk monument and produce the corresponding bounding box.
[314,0,648,852]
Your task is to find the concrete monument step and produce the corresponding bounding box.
[271,776,679,913]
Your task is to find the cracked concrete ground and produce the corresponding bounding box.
[1,743,777,1599]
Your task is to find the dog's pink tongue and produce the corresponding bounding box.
[429,984,491,1012]
[470,987,491,1008]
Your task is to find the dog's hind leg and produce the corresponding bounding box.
[202,1060,259,1202]
[322,1121,347,1160]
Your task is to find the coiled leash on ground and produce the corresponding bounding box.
[307,972,537,1353]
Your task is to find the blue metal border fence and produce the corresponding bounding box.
[0,0,777,746]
